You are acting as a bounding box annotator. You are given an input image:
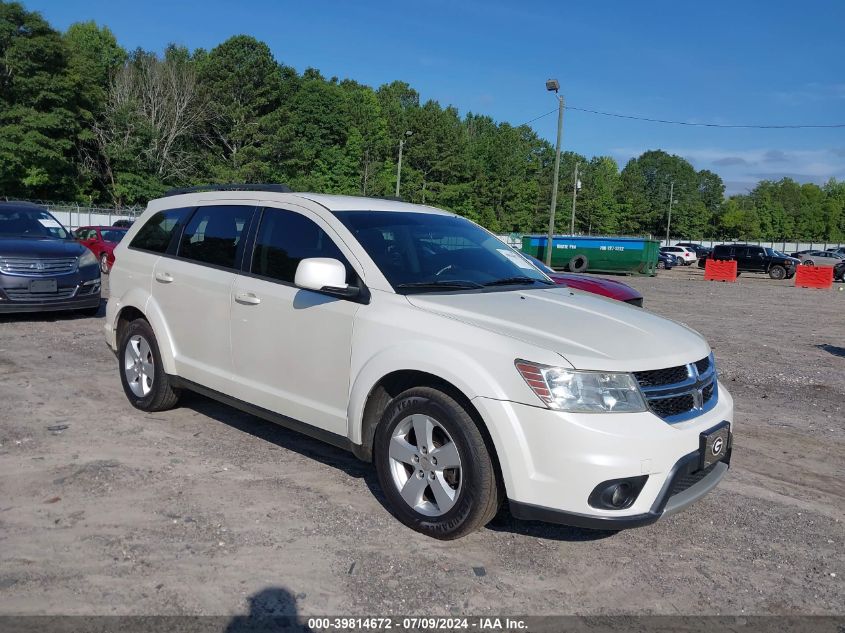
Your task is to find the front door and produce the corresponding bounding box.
[229,205,361,436]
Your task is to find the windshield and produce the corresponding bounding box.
[335,211,552,292]
[765,248,788,257]
[100,229,127,243]
[0,207,70,239]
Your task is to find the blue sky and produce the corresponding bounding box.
[28,0,845,195]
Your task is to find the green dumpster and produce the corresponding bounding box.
[521,235,660,275]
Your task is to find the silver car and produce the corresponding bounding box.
[791,250,845,267]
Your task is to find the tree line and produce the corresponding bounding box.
[1,1,843,241]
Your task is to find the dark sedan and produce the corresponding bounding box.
[0,201,101,314]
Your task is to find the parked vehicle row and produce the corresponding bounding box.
[104,185,734,539]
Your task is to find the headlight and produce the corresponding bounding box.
[78,250,97,268]
[515,360,647,413]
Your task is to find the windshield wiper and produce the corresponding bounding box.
[483,276,553,286]
[396,280,484,291]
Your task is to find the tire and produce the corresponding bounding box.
[118,318,180,412]
[657,261,666,270]
[568,254,589,273]
[803,260,814,266]
[374,387,500,540]
[769,265,786,280]
[100,253,110,274]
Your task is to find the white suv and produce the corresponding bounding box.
[104,186,734,539]
[660,245,698,265]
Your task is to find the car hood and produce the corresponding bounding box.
[406,286,710,371]
[548,273,642,302]
[0,238,85,258]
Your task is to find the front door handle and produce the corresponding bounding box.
[155,271,174,283]
[234,292,261,305]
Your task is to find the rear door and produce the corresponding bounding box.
[151,202,256,393]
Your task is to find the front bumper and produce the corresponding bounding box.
[472,381,734,529]
[0,268,101,314]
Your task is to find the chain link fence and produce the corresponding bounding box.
[1,197,144,230]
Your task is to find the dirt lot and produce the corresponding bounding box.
[0,268,843,617]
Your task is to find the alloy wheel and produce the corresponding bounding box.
[124,334,154,397]
[388,414,463,517]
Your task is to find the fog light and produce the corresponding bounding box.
[589,476,648,511]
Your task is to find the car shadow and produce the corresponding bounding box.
[180,391,371,481]
[816,343,845,358]
[0,298,105,322]
[181,391,619,543]
[485,506,618,542]
[225,586,311,633]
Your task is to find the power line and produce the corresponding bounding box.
[516,105,845,129]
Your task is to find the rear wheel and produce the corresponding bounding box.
[100,253,110,274]
[769,265,786,280]
[374,387,500,540]
[803,260,814,266]
[118,318,180,411]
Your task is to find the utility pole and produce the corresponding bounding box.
[545,79,564,266]
[395,130,412,198]
[569,161,580,235]
[665,180,674,245]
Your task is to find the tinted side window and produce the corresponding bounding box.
[179,205,254,269]
[251,208,352,284]
[131,208,191,254]
[734,247,748,257]
[713,245,731,258]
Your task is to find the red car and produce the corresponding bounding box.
[74,226,129,274]
[523,254,644,307]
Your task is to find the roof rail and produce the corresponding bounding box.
[163,183,293,197]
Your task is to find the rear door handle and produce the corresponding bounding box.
[155,272,174,283]
[234,292,261,305]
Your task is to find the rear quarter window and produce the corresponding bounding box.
[130,208,192,254]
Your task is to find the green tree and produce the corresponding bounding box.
[0,1,78,198]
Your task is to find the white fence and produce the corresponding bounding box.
[45,205,142,230]
[664,239,845,253]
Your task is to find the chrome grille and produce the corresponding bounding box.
[635,354,718,423]
[0,257,78,276]
[4,287,76,301]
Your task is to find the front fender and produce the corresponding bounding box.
[348,341,515,444]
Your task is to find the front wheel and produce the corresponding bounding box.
[118,318,180,411]
[657,261,666,270]
[374,387,500,540]
[769,265,786,280]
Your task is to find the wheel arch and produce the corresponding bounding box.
[114,295,177,374]
[352,367,507,498]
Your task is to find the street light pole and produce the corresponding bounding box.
[569,161,580,235]
[545,79,564,266]
[665,180,674,245]
[395,130,412,198]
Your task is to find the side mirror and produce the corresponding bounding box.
[294,258,359,298]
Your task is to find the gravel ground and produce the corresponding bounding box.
[0,268,842,617]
